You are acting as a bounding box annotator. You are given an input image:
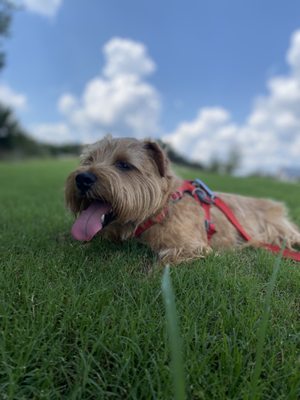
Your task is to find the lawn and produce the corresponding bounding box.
[0,159,300,399]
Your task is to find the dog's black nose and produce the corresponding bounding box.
[75,172,97,192]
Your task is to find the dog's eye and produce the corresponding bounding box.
[82,156,94,165]
[115,161,133,171]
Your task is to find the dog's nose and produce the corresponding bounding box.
[75,172,97,192]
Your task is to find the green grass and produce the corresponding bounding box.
[162,266,186,400]
[1,159,300,399]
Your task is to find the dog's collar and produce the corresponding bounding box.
[134,205,169,237]
[134,179,216,239]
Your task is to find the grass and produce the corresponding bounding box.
[0,158,300,399]
[162,266,186,400]
[249,245,284,400]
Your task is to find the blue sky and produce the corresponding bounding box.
[1,0,300,173]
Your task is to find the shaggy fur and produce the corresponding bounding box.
[65,135,300,264]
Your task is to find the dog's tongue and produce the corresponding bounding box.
[71,201,111,241]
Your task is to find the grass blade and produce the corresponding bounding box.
[249,244,285,400]
[162,265,186,400]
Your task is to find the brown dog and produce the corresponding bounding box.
[65,135,300,264]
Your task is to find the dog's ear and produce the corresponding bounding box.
[143,140,168,177]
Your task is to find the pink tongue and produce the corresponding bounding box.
[71,201,111,241]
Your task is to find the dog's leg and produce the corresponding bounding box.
[158,244,212,265]
[261,202,300,249]
[283,220,300,249]
[139,193,212,265]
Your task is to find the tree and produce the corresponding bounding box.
[0,0,13,70]
[223,147,241,175]
[0,104,82,159]
[208,147,241,175]
[0,104,44,158]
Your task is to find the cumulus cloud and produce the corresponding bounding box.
[31,122,71,144]
[21,0,63,17]
[103,38,156,78]
[165,29,300,174]
[31,30,300,174]
[0,83,27,110]
[32,37,161,144]
[166,108,237,164]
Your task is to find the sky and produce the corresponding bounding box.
[1,0,300,174]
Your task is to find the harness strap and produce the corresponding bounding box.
[214,197,252,242]
[174,180,216,240]
[215,196,300,262]
[261,244,300,261]
[134,179,300,262]
[135,180,216,239]
[134,206,168,238]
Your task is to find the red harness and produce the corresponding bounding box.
[134,179,300,262]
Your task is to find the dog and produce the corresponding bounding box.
[65,135,300,264]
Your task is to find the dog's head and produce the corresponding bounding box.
[65,135,172,241]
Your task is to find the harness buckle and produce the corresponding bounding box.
[192,187,212,204]
[193,178,216,201]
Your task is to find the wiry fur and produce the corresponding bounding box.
[65,135,300,264]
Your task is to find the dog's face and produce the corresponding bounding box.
[65,136,172,241]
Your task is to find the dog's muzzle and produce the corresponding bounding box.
[75,172,97,193]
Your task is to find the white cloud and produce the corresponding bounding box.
[30,122,71,144]
[0,83,27,110]
[58,93,77,114]
[286,30,300,75]
[165,108,240,166]
[22,0,63,17]
[30,30,300,174]
[31,37,161,144]
[103,37,156,78]
[165,28,300,174]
